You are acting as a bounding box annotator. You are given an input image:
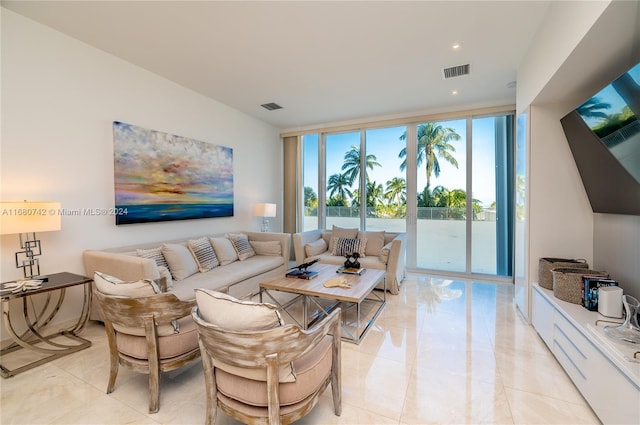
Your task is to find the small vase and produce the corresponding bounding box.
[604,295,640,344]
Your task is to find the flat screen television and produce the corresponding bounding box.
[560,61,640,215]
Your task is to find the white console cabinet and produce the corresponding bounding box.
[532,284,640,424]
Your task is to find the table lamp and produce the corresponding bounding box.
[254,203,276,232]
[1,201,61,280]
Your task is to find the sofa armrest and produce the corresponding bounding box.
[83,250,160,281]
[244,231,290,264]
[385,233,407,294]
[292,229,324,265]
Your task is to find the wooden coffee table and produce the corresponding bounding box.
[260,263,386,344]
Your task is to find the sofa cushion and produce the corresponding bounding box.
[358,230,385,256]
[228,233,256,261]
[162,243,199,281]
[250,240,282,256]
[305,238,328,257]
[136,246,169,269]
[379,242,393,264]
[195,289,295,383]
[210,237,239,265]
[330,237,367,257]
[188,237,219,272]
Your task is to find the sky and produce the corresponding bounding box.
[303,117,503,207]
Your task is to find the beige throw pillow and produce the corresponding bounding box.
[379,242,393,264]
[93,271,178,336]
[209,237,239,265]
[329,225,359,253]
[194,289,295,383]
[136,246,169,269]
[305,238,328,257]
[358,231,385,256]
[162,243,199,281]
[250,240,282,256]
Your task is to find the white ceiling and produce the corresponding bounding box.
[2,1,552,130]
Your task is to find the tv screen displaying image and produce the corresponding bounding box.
[561,61,640,215]
[576,62,640,184]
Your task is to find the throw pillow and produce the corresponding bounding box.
[250,240,282,256]
[209,237,239,265]
[93,271,178,336]
[329,225,359,253]
[136,247,169,269]
[358,231,385,256]
[330,237,367,257]
[379,242,393,264]
[304,238,328,257]
[161,243,199,281]
[228,233,256,261]
[188,237,220,272]
[194,289,296,383]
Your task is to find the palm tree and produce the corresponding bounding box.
[399,123,460,188]
[576,96,611,121]
[326,173,352,203]
[385,177,406,205]
[341,145,381,186]
[365,181,384,207]
[304,186,317,208]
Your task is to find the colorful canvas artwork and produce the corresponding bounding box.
[113,121,233,225]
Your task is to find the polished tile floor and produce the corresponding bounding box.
[0,274,601,424]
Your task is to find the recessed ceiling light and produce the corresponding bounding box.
[452,42,462,51]
[451,89,459,96]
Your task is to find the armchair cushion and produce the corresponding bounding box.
[305,238,327,257]
[215,335,332,407]
[116,315,198,360]
[195,289,295,382]
[93,271,178,336]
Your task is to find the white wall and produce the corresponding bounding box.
[0,10,282,329]
[516,0,640,315]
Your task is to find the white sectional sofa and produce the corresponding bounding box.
[83,231,290,320]
[292,227,406,294]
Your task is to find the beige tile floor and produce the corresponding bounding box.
[0,274,601,425]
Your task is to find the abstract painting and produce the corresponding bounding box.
[113,121,233,225]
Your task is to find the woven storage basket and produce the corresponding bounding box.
[538,258,588,289]
[552,267,608,304]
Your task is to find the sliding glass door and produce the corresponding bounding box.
[299,111,514,278]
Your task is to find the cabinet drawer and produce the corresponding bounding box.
[553,323,587,384]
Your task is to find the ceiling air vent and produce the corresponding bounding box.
[442,64,470,79]
[260,102,283,111]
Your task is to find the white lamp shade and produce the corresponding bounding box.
[1,201,62,235]
[254,203,276,218]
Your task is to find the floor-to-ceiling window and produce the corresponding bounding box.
[297,109,514,279]
[365,127,407,232]
[414,119,467,272]
[325,132,360,229]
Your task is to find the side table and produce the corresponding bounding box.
[1,272,93,378]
